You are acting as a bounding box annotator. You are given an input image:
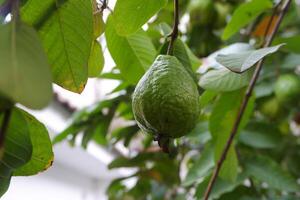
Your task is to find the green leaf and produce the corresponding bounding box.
[282,54,300,69]
[222,0,273,40]
[199,90,218,107]
[112,0,168,35]
[0,108,33,197]
[110,125,139,146]
[21,0,93,93]
[108,153,169,169]
[0,20,52,109]
[216,44,284,73]
[210,90,254,181]
[239,122,282,149]
[195,172,248,200]
[99,72,124,80]
[187,122,212,145]
[245,155,300,192]
[183,144,214,186]
[88,41,104,77]
[14,110,53,176]
[52,123,83,144]
[173,39,199,82]
[199,68,253,92]
[274,35,300,53]
[106,16,156,84]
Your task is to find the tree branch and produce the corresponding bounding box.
[167,0,179,55]
[203,0,292,199]
[0,109,12,149]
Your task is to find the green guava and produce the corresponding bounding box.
[132,55,200,138]
[274,74,300,105]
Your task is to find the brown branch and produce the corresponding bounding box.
[0,109,12,149]
[203,0,292,199]
[167,0,179,55]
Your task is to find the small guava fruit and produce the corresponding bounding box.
[274,74,300,104]
[260,97,282,119]
[132,55,200,139]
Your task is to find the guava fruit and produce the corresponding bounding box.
[132,55,200,139]
[274,74,300,105]
[259,97,282,119]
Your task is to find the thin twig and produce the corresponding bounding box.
[0,109,12,149]
[203,0,292,199]
[166,0,179,55]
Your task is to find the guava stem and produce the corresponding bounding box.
[155,134,170,153]
[167,0,179,55]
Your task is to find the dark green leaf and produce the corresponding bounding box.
[239,122,282,149]
[0,108,32,197]
[14,110,53,176]
[108,153,170,169]
[0,20,52,109]
[195,172,248,200]
[245,155,300,192]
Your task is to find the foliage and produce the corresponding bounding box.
[0,0,300,199]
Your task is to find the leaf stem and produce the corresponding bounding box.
[203,0,292,199]
[167,0,179,55]
[0,109,12,149]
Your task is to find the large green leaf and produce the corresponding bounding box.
[216,44,284,73]
[106,16,156,84]
[0,108,32,197]
[245,155,300,192]
[0,20,52,109]
[199,68,253,92]
[222,0,273,40]
[182,144,214,186]
[14,110,53,176]
[112,0,168,35]
[21,0,93,93]
[210,90,254,181]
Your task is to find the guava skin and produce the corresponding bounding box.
[132,55,200,138]
[274,74,300,104]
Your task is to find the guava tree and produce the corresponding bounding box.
[0,0,300,199]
